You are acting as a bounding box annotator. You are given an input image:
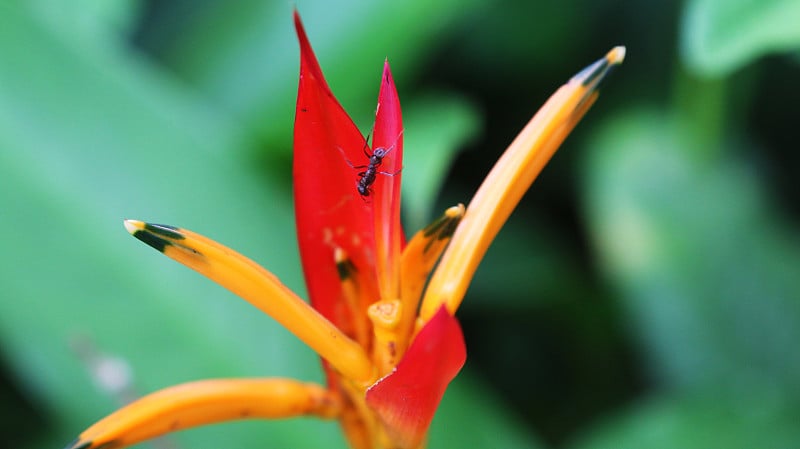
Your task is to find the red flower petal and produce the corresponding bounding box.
[365,305,466,449]
[371,61,404,300]
[292,11,378,328]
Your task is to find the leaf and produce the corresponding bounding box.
[430,373,549,449]
[582,109,800,392]
[0,4,336,448]
[25,0,142,43]
[571,388,800,449]
[466,219,592,308]
[137,0,488,145]
[681,0,800,76]
[401,93,481,230]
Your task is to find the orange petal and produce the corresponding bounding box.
[419,47,626,322]
[124,220,375,385]
[397,204,464,356]
[65,378,338,449]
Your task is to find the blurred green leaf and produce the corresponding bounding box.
[447,0,590,77]
[681,0,800,76]
[27,0,142,43]
[467,219,591,308]
[582,109,800,392]
[139,0,487,146]
[430,374,548,449]
[0,3,329,448]
[571,388,800,449]
[401,93,481,230]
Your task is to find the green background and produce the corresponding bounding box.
[1,0,799,448]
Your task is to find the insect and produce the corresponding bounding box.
[342,131,403,198]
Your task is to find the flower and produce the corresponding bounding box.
[64,10,624,449]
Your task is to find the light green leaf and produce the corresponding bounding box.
[0,3,330,448]
[582,109,800,391]
[26,0,143,43]
[681,0,800,76]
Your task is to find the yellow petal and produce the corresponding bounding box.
[368,298,402,374]
[124,220,375,385]
[397,205,464,354]
[419,47,625,322]
[66,378,338,449]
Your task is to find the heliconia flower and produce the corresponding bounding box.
[64,10,624,449]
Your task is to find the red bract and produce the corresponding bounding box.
[292,10,380,327]
[292,12,459,445]
[367,306,466,449]
[293,11,405,339]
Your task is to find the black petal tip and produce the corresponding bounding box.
[132,229,171,253]
[63,438,92,449]
[336,257,357,280]
[143,223,184,240]
[572,46,625,89]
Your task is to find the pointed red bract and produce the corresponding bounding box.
[292,12,378,330]
[371,61,404,300]
[365,306,466,449]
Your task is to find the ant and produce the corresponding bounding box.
[342,131,403,198]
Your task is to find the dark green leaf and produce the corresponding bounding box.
[430,374,548,449]
[139,0,488,146]
[571,388,800,449]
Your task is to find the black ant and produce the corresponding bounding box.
[342,131,403,198]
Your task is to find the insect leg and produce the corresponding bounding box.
[336,146,368,169]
